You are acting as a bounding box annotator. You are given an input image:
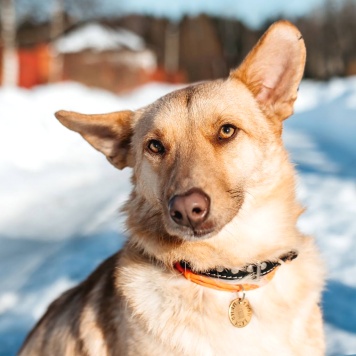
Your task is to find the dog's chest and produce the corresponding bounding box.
[121,268,296,356]
[169,290,294,355]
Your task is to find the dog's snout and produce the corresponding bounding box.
[169,189,210,230]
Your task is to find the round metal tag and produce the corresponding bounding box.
[228,298,253,328]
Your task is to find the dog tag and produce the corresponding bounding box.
[228,298,252,328]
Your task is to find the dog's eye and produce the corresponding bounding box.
[218,124,237,141]
[147,139,165,155]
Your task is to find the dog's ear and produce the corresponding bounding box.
[55,110,134,169]
[231,20,306,122]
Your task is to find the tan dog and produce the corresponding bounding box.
[20,21,325,355]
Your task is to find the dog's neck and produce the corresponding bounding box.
[174,250,298,293]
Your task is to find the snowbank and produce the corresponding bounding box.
[0,79,355,355]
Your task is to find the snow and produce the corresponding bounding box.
[53,23,146,53]
[0,78,356,355]
[114,49,157,71]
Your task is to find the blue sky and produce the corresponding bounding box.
[15,0,331,28]
[113,0,327,28]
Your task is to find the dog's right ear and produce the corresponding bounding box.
[55,110,134,169]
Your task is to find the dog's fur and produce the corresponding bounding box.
[20,21,325,355]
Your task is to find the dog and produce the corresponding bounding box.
[19,20,325,355]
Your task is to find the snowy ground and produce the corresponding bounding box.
[0,79,355,355]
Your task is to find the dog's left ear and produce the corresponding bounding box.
[231,20,306,123]
[55,110,134,169]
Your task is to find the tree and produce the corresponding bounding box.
[1,0,18,86]
[49,0,64,82]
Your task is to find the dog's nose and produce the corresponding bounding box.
[169,189,210,229]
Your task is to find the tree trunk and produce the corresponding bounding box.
[49,0,64,83]
[1,0,18,86]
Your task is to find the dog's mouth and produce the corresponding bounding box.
[165,219,217,240]
[178,226,218,240]
[191,227,215,238]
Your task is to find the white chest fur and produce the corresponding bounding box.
[119,254,323,356]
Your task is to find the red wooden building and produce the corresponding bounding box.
[1,23,162,93]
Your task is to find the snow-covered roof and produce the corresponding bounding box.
[53,23,146,54]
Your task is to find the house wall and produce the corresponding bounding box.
[18,44,50,88]
[62,49,156,93]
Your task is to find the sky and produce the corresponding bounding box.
[14,0,331,29]
[113,0,327,28]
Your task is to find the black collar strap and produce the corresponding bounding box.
[180,250,298,281]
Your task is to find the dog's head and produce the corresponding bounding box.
[56,21,305,268]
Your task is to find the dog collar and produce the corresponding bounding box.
[174,250,298,293]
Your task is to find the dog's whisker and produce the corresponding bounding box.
[157,197,164,204]
[244,189,256,200]
[224,225,237,237]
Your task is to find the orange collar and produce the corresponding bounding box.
[174,251,298,293]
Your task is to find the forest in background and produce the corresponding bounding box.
[2,0,356,84]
